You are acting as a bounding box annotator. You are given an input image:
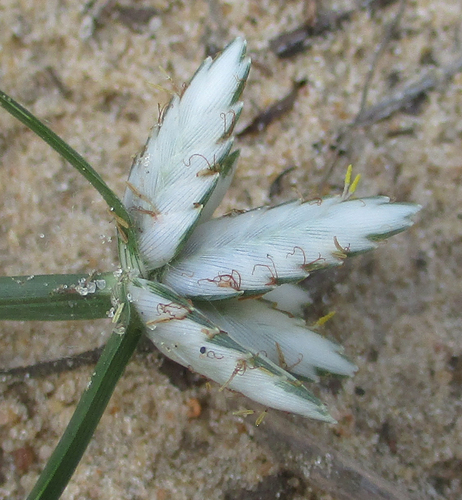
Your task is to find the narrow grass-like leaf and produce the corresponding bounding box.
[162,196,421,299]
[124,38,250,271]
[0,273,114,321]
[0,90,143,275]
[26,298,143,500]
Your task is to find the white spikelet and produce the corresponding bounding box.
[128,278,334,421]
[199,298,357,381]
[124,38,250,271]
[162,196,420,299]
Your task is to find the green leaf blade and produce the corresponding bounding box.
[26,300,143,500]
[0,274,116,321]
[0,90,143,276]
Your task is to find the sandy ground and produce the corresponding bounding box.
[1,0,462,499]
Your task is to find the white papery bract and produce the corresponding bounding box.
[123,38,421,421]
[199,298,356,381]
[162,196,420,299]
[124,38,250,271]
[263,283,312,317]
[128,278,334,421]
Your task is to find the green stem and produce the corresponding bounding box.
[26,301,143,500]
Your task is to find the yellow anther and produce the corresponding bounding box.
[152,83,170,94]
[232,409,255,417]
[117,227,129,244]
[113,212,130,229]
[350,174,361,195]
[314,311,336,327]
[255,409,268,426]
[344,164,353,187]
[155,66,183,96]
[342,164,361,199]
[112,302,125,324]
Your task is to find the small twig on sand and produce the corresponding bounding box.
[319,0,462,189]
[238,80,307,137]
[356,0,408,121]
[269,10,353,59]
[255,412,414,500]
[319,0,407,189]
[0,347,104,379]
[354,55,462,125]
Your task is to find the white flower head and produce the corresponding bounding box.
[123,38,420,421]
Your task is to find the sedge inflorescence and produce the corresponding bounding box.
[120,38,420,421]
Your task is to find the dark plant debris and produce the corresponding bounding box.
[238,80,307,137]
[269,10,353,58]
